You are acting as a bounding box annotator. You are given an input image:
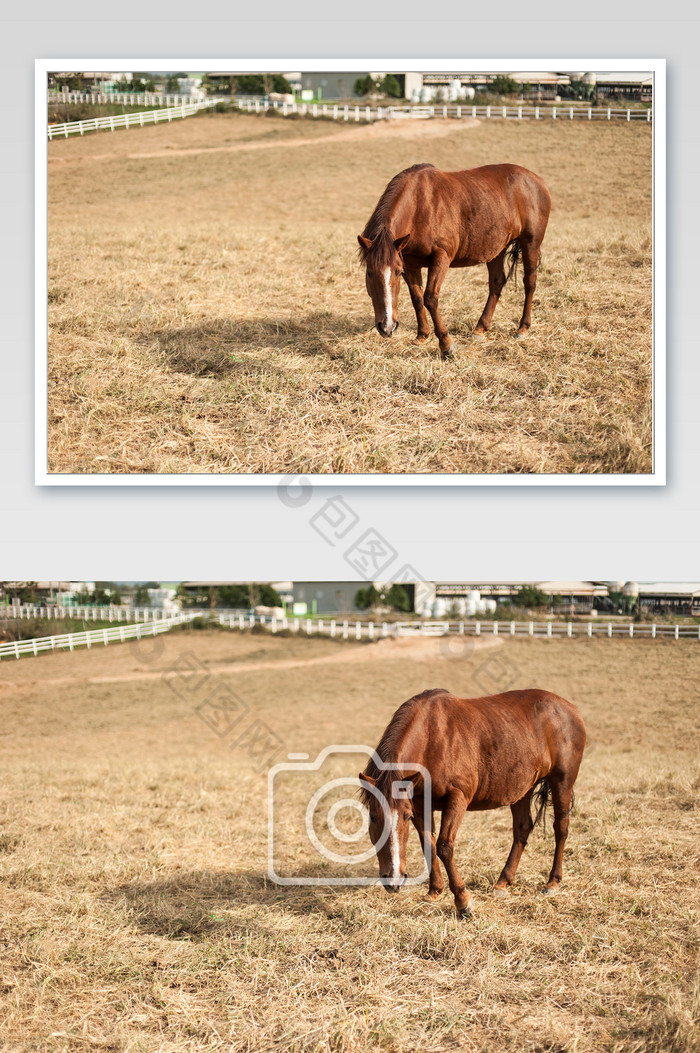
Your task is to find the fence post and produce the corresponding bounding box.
[14,641,20,659]
[552,107,557,120]
[535,105,539,120]
[510,621,516,636]
[355,621,361,639]
[629,623,634,638]
[343,620,349,639]
[608,622,613,637]
[607,108,611,120]
[587,622,592,637]
[472,105,476,118]
[486,105,491,119]
[475,621,480,635]
[369,622,374,641]
[652,623,656,638]
[627,109,631,122]
[588,107,592,120]
[570,106,574,120]
[518,106,522,120]
[529,621,534,636]
[675,625,679,640]
[330,620,336,638]
[493,621,498,636]
[69,634,74,651]
[547,622,552,638]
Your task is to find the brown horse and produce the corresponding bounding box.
[357,163,551,357]
[359,687,585,916]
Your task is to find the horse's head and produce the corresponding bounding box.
[357,232,410,338]
[359,770,420,892]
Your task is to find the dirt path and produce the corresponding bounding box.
[47,117,479,165]
[0,634,502,690]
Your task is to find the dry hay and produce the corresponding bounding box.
[0,629,697,1051]
[47,112,653,475]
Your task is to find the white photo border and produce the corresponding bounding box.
[36,57,666,486]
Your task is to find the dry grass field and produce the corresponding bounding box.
[0,629,697,1051]
[47,112,653,475]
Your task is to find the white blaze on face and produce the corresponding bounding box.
[390,809,400,883]
[383,268,393,330]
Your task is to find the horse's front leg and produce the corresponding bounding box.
[411,806,444,899]
[424,251,454,358]
[402,266,430,343]
[435,790,472,915]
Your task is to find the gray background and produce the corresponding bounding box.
[5,4,696,581]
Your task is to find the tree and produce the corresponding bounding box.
[380,74,402,99]
[133,584,150,606]
[490,75,520,96]
[165,75,180,93]
[354,585,381,611]
[383,584,410,612]
[353,75,377,98]
[512,586,549,609]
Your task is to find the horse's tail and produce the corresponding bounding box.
[505,239,521,286]
[505,239,544,287]
[531,777,575,831]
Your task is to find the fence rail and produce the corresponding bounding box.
[0,612,199,661]
[216,613,699,641]
[47,99,220,139]
[48,91,219,107]
[234,98,652,124]
[1,605,174,623]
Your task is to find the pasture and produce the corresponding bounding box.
[0,629,697,1051]
[47,112,653,475]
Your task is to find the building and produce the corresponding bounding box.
[587,72,653,101]
[291,581,378,615]
[637,583,700,616]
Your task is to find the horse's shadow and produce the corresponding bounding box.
[102,868,366,940]
[143,313,369,378]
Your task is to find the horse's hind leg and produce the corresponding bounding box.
[515,234,542,339]
[403,266,431,344]
[494,792,534,894]
[544,772,576,894]
[412,807,444,899]
[473,250,508,338]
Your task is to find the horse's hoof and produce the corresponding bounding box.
[492,887,508,898]
[514,331,529,341]
[440,346,455,360]
[542,885,559,896]
[471,331,486,341]
[458,905,475,919]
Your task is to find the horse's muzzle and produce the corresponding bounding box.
[376,321,398,338]
[380,874,406,893]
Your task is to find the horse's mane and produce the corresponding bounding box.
[358,163,435,268]
[359,688,448,806]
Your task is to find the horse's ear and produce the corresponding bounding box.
[359,771,376,786]
[357,235,373,251]
[394,234,410,253]
[407,771,423,788]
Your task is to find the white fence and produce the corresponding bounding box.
[0,611,200,661]
[216,613,700,642]
[234,98,653,124]
[1,604,175,622]
[48,91,223,108]
[47,99,220,140]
